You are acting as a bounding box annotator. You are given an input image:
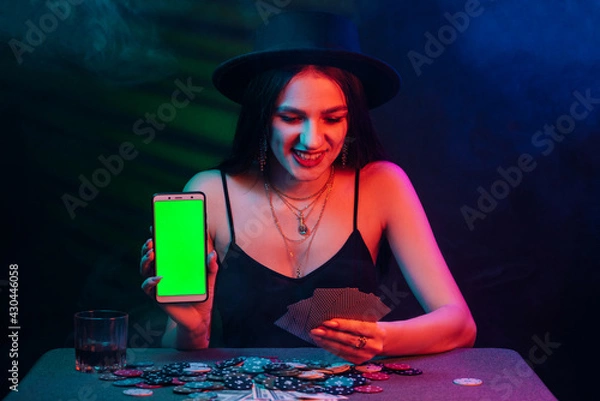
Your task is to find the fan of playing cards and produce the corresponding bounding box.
[274,288,392,344]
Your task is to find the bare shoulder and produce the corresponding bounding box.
[183,169,223,193]
[360,161,412,189]
[360,161,428,231]
[183,170,228,242]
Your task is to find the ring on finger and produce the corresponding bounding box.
[354,335,367,349]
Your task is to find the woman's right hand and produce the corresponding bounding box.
[139,236,219,335]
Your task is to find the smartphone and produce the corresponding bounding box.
[152,192,208,303]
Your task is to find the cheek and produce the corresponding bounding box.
[269,127,291,155]
[332,124,349,150]
[271,123,298,144]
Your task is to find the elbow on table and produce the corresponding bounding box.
[457,314,477,348]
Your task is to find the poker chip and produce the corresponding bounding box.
[135,382,163,389]
[244,357,271,366]
[172,385,196,394]
[123,388,153,397]
[261,376,279,390]
[252,374,273,385]
[327,363,351,374]
[142,373,172,385]
[272,368,301,377]
[354,363,382,373]
[112,378,144,387]
[98,373,126,381]
[274,376,303,391]
[209,382,226,391]
[206,372,227,381]
[325,385,354,395]
[184,367,211,375]
[241,365,265,374]
[186,392,219,400]
[286,361,308,369]
[293,383,319,394]
[296,370,326,380]
[324,376,355,388]
[162,362,191,377]
[223,373,254,390]
[383,362,411,371]
[341,373,368,386]
[362,372,390,381]
[168,362,192,368]
[224,376,253,390]
[178,375,207,382]
[215,357,245,368]
[185,362,211,372]
[263,362,292,372]
[162,368,184,376]
[114,369,144,378]
[453,377,483,386]
[171,377,185,385]
[138,366,161,373]
[354,384,384,393]
[181,370,207,377]
[184,381,217,390]
[397,368,423,376]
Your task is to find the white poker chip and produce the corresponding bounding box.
[184,362,212,373]
[123,388,154,396]
[453,377,483,386]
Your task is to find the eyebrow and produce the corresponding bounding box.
[276,106,348,115]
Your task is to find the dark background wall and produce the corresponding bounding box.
[2,0,598,399]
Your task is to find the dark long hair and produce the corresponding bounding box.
[217,65,389,174]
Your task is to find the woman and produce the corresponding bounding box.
[141,11,476,364]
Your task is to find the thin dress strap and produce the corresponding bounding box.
[220,171,236,244]
[353,168,360,231]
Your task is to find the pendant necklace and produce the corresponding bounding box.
[265,169,335,278]
[270,166,335,236]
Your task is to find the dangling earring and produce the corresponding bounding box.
[341,141,349,168]
[259,134,268,172]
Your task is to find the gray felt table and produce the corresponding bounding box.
[4,347,556,401]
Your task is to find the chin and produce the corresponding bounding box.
[294,165,334,182]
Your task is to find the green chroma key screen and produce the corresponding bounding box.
[154,198,206,296]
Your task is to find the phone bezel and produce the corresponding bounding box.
[152,191,208,303]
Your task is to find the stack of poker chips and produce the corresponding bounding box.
[97,356,423,398]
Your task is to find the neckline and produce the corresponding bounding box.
[223,230,367,281]
[220,169,360,246]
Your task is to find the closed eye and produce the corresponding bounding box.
[277,114,303,123]
[324,115,346,124]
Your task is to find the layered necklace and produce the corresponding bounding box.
[265,166,335,278]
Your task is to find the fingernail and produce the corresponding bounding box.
[323,320,339,328]
[311,328,326,336]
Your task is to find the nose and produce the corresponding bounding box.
[299,119,324,149]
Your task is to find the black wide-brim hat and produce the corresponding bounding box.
[212,11,401,109]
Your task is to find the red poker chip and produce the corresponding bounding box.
[171,378,185,385]
[354,384,384,393]
[384,363,411,371]
[114,369,144,378]
[362,372,390,381]
[135,383,163,389]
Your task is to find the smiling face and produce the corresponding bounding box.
[268,68,348,185]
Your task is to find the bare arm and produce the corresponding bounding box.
[141,170,223,350]
[310,162,475,363]
[377,162,476,355]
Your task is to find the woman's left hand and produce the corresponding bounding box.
[309,319,386,365]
